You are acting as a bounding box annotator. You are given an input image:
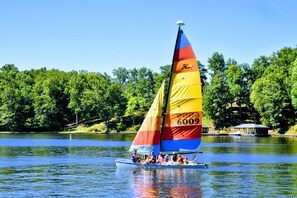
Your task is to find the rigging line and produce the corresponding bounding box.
[160,26,181,148]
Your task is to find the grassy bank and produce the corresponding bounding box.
[60,122,139,134]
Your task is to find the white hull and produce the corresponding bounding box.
[115,158,208,169]
[229,132,242,136]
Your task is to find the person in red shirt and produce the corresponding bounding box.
[177,154,184,164]
[148,151,156,164]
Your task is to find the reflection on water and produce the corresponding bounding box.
[1,134,297,197]
[129,168,203,197]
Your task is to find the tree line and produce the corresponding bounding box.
[204,47,297,132]
[0,46,296,133]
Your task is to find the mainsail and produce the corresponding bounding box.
[130,81,165,155]
[129,25,202,155]
[160,28,202,152]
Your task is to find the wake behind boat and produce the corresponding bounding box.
[116,21,208,169]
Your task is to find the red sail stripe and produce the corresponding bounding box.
[162,125,202,140]
[174,46,196,61]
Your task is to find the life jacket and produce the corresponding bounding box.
[178,156,184,164]
[151,155,156,163]
[172,154,177,162]
[158,155,164,163]
[131,154,136,163]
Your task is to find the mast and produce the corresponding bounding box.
[160,21,185,146]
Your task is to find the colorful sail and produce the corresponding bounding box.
[130,81,165,155]
[161,29,202,152]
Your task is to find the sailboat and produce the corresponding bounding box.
[116,21,208,169]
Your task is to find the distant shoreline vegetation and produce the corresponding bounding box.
[0,46,296,134]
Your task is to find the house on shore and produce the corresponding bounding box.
[202,125,209,133]
[233,123,270,137]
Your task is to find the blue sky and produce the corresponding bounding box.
[1,0,296,75]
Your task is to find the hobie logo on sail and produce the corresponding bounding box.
[174,58,198,73]
[182,63,197,70]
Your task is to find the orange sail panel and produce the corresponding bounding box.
[130,81,165,155]
[161,29,202,152]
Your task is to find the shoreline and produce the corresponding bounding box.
[0,131,137,134]
[0,131,297,137]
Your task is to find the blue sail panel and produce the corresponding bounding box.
[161,139,201,152]
[175,30,191,50]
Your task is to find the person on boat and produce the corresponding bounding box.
[157,152,165,163]
[164,154,169,163]
[131,153,137,163]
[131,150,140,163]
[143,154,148,162]
[171,152,178,164]
[147,151,156,164]
[183,157,189,164]
[176,154,184,164]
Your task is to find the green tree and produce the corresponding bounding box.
[208,52,226,76]
[32,69,70,131]
[155,65,170,92]
[125,67,156,119]
[99,81,127,132]
[244,56,272,121]
[81,72,126,131]
[203,53,232,129]
[66,71,87,125]
[112,67,129,84]
[291,59,297,112]
[226,64,244,101]
[249,56,270,84]
[198,61,208,90]
[251,47,297,130]
[251,66,289,128]
[203,73,232,128]
[0,65,34,131]
[225,62,254,123]
[80,73,107,120]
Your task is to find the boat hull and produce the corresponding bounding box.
[115,158,208,169]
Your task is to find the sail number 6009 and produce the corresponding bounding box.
[177,118,200,125]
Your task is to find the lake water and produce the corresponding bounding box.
[0,133,297,197]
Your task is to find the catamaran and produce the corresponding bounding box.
[116,21,208,169]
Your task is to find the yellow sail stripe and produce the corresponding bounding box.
[169,84,201,100]
[131,81,165,150]
[166,98,202,113]
[144,81,165,117]
[137,81,164,133]
[138,116,162,133]
[171,72,202,88]
[166,71,202,113]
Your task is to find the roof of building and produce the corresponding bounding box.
[233,123,269,129]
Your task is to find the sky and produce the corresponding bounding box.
[1,0,297,75]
